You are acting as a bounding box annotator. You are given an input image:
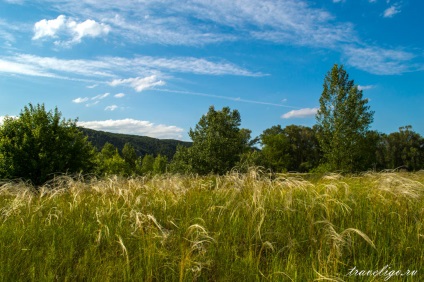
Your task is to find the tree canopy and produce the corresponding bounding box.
[171,106,253,174]
[316,64,374,171]
[0,104,96,185]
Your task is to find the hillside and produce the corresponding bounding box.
[79,127,191,160]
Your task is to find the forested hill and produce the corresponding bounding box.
[79,127,192,159]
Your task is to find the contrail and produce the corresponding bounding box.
[152,88,300,109]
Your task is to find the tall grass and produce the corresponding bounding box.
[0,170,422,281]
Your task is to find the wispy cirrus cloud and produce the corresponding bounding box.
[73,93,111,107]
[78,118,184,139]
[358,85,376,91]
[109,76,165,92]
[20,0,418,76]
[72,97,89,104]
[383,5,401,18]
[24,0,356,48]
[104,105,118,111]
[343,45,415,75]
[282,108,318,119]
[92,93,110,100]
[3,0,421,77]
[0,53,260,82]
[114,93,125,98]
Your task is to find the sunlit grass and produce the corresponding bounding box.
[0,170,422,281]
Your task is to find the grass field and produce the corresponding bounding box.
[0,170,423,281]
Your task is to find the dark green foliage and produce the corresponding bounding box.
[316,64,374,172]
[0,104,95,185]
[171,106,253,174]
[80,127,191,160]
[122,143,137,174]
[380,126,424,171]
[260,125,321,172]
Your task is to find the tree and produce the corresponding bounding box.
[0,103,96,185]
[153,154,168,174]
[122,143,137,174]
[141,154,154,174]
[171,106,253,174]
[260,125,291,172]
[260,125,321,172]
[315,64,374,172]
[383,126,424,171]
[96,142,126,176]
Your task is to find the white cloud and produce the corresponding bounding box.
[70,19,111,43]
[10,54,114,78]
[114,93,125,98]
[100,56,263,77]
[358,85,375,91]
[73,93,110,106]
[0,53,259,84]
[28,0,355,48]
[105,105,118,111]
[343,45,414,75]
[282,108,318,119]
[383,5,401,18]
[92,93,110,100]
[78,118,184,139]
[0,59,56,78]
[33,15,67,40]
[32,15,110,45]
[72,97,89,103]
[333,0,345,3]
[109,75,165,92]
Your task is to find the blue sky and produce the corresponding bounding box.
[0,0,423,141]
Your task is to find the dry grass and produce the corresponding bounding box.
[0,170,422,281]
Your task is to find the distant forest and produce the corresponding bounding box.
[79,127,191,160]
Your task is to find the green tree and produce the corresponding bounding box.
[171,106,253,174]
[315,64,374,172]
[0,103,95,185]
[260,125,291,172]
[96,142,126,175]
[169,145,193,174]
[260,125,321,172]
[122,142,137,174]
[141,154,155,174]
[383,126,424,171]
[153,154,168,174]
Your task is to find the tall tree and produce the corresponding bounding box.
[0,103,95,185]
[315,64,374,171]
[171,106,253,174]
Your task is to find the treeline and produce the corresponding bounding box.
[258,124,424,172]
[80,127,191,160]
[1,64,423,186]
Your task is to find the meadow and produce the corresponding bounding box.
[0,170,422,281]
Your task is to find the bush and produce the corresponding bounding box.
[0,104,96,185]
